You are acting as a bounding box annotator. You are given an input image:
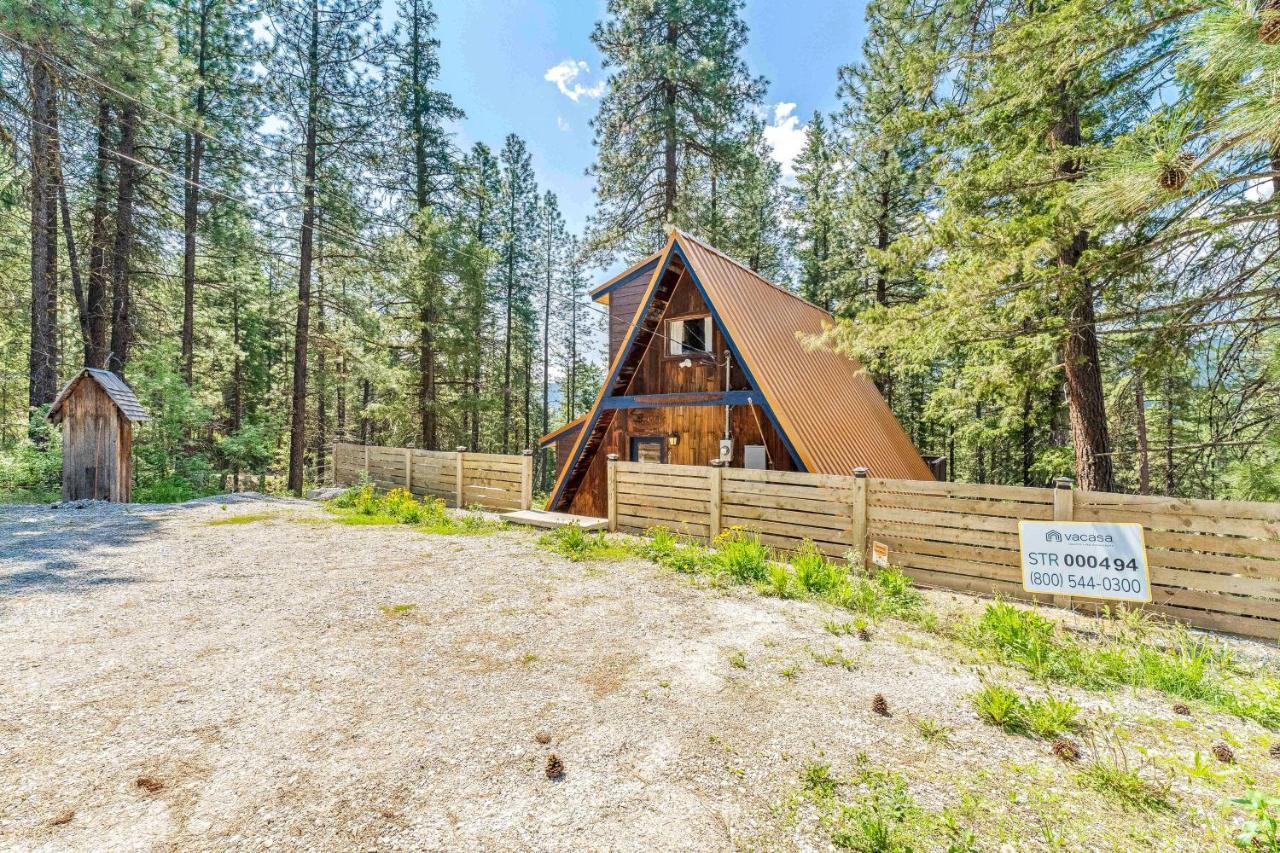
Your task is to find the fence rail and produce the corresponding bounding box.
[333,442,532,513]
[606,457,1280,641]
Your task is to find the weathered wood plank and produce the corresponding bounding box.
[867,505,1022,534]
[1074,505,1280,540]
[867,520,1018,551]
[717,501,850,533]
[618,493,708,514]
[1077,489,1280,523]
[870,478,1054,504]
[869,491,1055,521]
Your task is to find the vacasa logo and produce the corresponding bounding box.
[1045,528,1114,545]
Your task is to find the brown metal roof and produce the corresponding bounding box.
[676,231,932,480]
[48,368,151,423]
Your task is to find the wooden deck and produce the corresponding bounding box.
[501,509,609,531]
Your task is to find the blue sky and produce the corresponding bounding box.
[429,0,867,239]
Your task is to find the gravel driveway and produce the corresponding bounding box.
[1,497,1272,851]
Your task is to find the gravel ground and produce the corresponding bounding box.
[1,497,1276,851]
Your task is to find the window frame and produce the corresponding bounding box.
[665,313,714,360]
[629,435,667,464]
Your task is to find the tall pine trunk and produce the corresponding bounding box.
[419,298,436,449]
[85,96,112,369]
[314,253,327,484]
[540,228,552,488]
[28,55,59,412]
[662,19,678,222]
[181,0,209,384]
[1050,92,1112,491]
[1134,365,1150,494]
[108,99,139,377]
[501,232,514,454]
[287,0,320,495]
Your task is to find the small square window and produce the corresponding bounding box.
[667,316,712,356]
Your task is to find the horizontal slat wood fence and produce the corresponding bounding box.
[332,442,532,513]
[607,457,1280,641]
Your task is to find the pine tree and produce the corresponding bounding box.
[720,124,788,280]
[790,112,838,310]
[588,0,765,259]
[265,0,387,493]
[174,0,259,386]
[497,134,537,454]
[533,191,568,488]
[455,142,501,450]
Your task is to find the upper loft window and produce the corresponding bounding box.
[667,315,712,357]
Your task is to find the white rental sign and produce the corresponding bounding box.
[1018,521,1151,603]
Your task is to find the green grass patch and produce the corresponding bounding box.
[635,528,926,624]
[206,512,276,526]
[960,601,1280,730]
[325,485,504,535]
[379,603,417,617]
[971,681,1082,739]
[1077,743,1173,813]
[536,524,632,562]
[913,717,952,744]
[799,757,970,851]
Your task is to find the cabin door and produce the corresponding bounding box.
[629,436,666,464]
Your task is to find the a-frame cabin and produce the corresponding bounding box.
[541,230,934,518]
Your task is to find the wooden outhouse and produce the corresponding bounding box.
[47,368,150,502]
[540,230,935,518]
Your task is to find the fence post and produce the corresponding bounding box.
[521,449,534,511]
[709,459,724,539]
[404,448,413,493]
[607,453,619,532]
[455,446,467,509]
[363,443,370,481]
[852,467,869,569]
[1053,476,1075,610]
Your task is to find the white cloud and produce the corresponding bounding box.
[762,102,806,179]
[556,116,571,132]
[1244,178,1274,203]
[544,59,606,102]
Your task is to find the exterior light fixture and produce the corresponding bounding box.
[667,432,680,448]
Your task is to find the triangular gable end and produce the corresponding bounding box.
[547,233,807,512]
[546,234,680,511]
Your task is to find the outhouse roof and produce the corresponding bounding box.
[47,368,151,423]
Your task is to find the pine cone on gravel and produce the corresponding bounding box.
[545,753,564,779]
[1212,742,1235,764]
[1051,738,1082,763]
[535,731,551,745]
[872,693,890,717]
[1171,702,1191,716]
[857,627,872,643]
[135,777,163,794]
[1269,742,1280,760]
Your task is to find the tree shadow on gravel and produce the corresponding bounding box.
[0,507,158,596]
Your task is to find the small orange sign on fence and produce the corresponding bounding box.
[870,540,889,568]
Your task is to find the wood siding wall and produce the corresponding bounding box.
[333,442,532,513]
[608,460,1280,641]
[566,267,792,517]
[60,380,132,502]
[608,273,649,364]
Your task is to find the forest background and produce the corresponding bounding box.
[1,0,1277,503]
